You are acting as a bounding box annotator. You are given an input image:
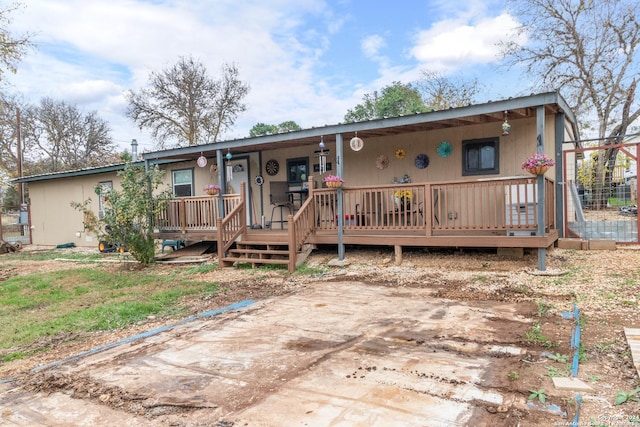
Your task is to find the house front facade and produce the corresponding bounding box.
[12,92,579,271]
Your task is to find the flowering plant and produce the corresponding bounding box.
[323,175,344,183]
[204,184,221,192]
[394,189,412,200]
[521,153,555,170]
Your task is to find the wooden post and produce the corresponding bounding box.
[394,245,403,265]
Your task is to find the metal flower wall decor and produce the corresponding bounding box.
[415,154,430,169]
[437,141,453,158]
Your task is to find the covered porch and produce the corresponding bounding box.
[152,175,557,272]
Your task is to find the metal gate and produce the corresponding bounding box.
[563,141,639,244]
[0,204,32,246]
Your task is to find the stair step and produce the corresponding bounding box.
[228,248,289,256]
[222,257,290,265]
[236,241,288,247]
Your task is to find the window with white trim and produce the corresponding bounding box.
[172,169,194,197]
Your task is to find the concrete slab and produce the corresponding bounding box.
[1,282,534,426]
[552,377,593,392]
[624,328,640,379]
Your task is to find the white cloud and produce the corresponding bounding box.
[6,1,526,150]
[409,13,522,72]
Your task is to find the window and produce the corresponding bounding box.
[287,157,309,185]
[172,169,194,197]
[462,138,499,175]
[97,181,112,219]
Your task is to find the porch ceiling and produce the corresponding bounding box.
[143,92,569,162]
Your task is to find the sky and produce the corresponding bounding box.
[7,0,529,153]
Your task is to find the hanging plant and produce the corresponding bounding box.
[437,141,453,158]
[415,154,430,169]
[395,148,406,160]
[376,154,389,170]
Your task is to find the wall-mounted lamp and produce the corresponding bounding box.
[502,111,511,136]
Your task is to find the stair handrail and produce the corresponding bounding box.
[217,183,247,265]
[287,177,318,271]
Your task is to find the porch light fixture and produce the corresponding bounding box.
[350,132,364,151]
[226,150,233,182]
[502,110,511,136]
[318,136,327,174]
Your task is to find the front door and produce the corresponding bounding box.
[226,157,252,224]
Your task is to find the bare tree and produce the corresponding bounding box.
[418,71,482,110]
[34,98,116,172]
[0,2,32,83]
[126,57,249,149]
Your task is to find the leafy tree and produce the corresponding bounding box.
[502,0,640,206]
[71,163,172,265]
[126,56,250,149]
[0,2,32,83]
[344,81,429,123]
[31,97,116,172]
[418,71,482,110]
[249,120,302,137]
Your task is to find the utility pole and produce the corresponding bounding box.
[16,108,24,204]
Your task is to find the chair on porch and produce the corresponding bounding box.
[269,181,293,229]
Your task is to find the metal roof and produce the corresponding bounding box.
[14,91,577,183]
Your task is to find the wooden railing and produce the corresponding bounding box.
[312,176,554,234]
[217,184,247,263]
[287,194,316,271]
[153,193,241,232]
[154,176,555,245]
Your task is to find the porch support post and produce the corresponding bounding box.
[536,106,547,271]
[555,113,565,238]
[336,133,345,260]
[216,149,225,218]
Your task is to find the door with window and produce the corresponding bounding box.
[226,157,252,224]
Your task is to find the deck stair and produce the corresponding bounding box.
[221,231,313,269]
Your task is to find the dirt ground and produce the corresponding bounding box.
[1,244,640,425]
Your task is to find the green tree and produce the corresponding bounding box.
[72,164,172,265]
[126,56,250,149]
[0,2,32,83]
[344,81,429,123]
[249,120,302,137]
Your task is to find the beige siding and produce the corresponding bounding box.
[29,172,122,247]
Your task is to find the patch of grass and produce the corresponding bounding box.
[3,250,105,262]
[0,266,222,359]
[594,339,619,354]
[507,371,519,381]
[182,264,217,275]
[537,301,555,317]
[525,323,557,348]
[472,275,489,283]
[546,352,568,363]
[294,263,328,276]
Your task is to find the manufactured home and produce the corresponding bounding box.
[11,92,580,271]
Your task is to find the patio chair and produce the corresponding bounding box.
[269,181,293,229]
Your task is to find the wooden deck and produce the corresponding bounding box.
[152,176,556,271]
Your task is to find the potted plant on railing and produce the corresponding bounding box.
[204,184,221,195]
[324,175,344,188]
[394,189,412,211]
[521,153,555,175]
